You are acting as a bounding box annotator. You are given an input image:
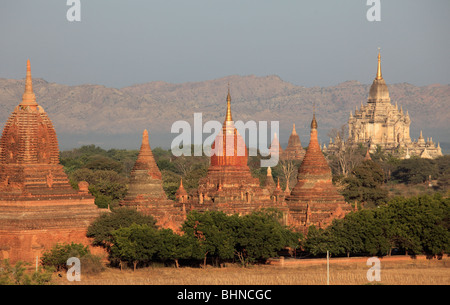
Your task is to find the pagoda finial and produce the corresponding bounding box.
[21,59,37,107]
[376,48,383,80]
[292,123,297,135]
[142,129,149,145]
[284,180,290,194]
[225,83,232,122]
[311,103,318,129]
[179,178,185,190]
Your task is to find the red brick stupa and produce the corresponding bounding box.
[286,113,351,233]
[120,130,185,230]
[0,60,103,263]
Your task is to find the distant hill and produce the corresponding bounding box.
[0,75,448,150]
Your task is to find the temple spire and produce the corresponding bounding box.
[292,123,297,135]
[311,103,318,129]
[225,83,232,122]
[376,48,382,80]
[21,59,37,107]
[142,129,150,146]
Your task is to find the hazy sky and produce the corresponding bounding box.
[1,0,449,88]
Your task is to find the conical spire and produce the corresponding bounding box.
[292,123,297,135]
[20,59,37,107]
[311,104,318,130]
[368,48,390,103]
[292,112,332,183]
[132,129,161,179]
[376,48,382,80]
[284,180,290,194]
[176,178,188,197]
[225,83,232,122]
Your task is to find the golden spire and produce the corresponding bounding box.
[225,83,233,122]
[311,103,318,129]
[376,48,382,80]
[21,59,37,107]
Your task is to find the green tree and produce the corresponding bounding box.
[182,210,238,267]
[110,223,160,270]
[157,229,195,268]
[40,243,90,272]
[381,194,450,256]
[342,159,388,207]
[70,168,128,208]
[303,226,333,256]
[234,210,301,266]
[391,157,438,184]
[83,155,124,173]
[86,207,157,250]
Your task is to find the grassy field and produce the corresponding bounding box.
[54,256,449,285]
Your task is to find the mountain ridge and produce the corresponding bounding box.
[1,75,448,149]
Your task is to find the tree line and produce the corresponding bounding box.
[305,193,449,258]
[85,208,300,270]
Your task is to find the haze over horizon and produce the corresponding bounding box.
[1,1,449,88]
[1,1,449,152]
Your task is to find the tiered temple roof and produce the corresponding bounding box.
[188,88,286,215]
[120,129,185,231]
[286,113,351,233]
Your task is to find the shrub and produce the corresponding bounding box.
[0,259,53,285]
[41,243,90,271]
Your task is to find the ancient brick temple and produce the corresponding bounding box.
[328,50,443,159]
[185,88,287,216]
[120,130,185,231]
[0,61,104,263]
[281,124,305,161]
[286,113,352,234]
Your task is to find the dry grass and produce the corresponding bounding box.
[54,256,449,285]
